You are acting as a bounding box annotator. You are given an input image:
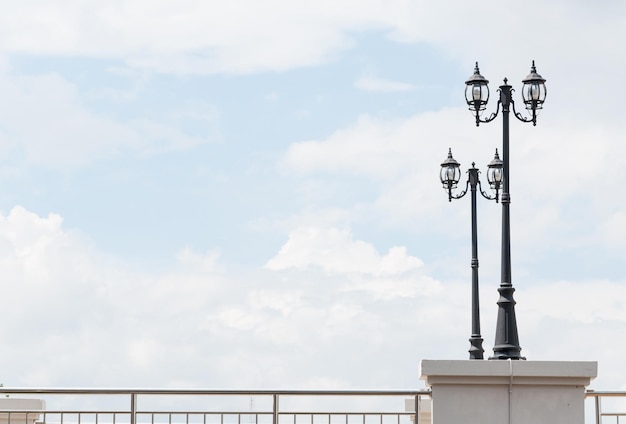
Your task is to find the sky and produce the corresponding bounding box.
[0,0,625,395]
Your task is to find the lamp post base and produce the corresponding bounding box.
[468,336,484,360]
[490,284,524,360]
[489,352,526,360]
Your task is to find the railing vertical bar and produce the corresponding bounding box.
[595,395,601,424]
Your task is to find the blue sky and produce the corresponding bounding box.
[0,0,625,394]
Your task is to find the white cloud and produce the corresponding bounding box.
[0,205,625,390]
[281,108,501,234]
[176,246,221,272]
[1,1,622,76]
[0,1,388,74]
[265,227,423,276]
[604,211,626,244]
[0,206,90,284]
[283,112,444,177]
[522,280,626,325]
[127,337,161,368]
[281,96,626,276]
[354,76,415,93]
[265,227,439,301]
[0,71,213,168]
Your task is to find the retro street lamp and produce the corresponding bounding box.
[464,61,547,360]
[440,148,503,359]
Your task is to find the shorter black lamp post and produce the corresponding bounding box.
[440,148,503,359]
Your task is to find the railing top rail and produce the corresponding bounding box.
[585,391,626,397]
[0,388,431,396]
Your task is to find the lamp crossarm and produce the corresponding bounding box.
[475,101,500,126]
[447,180,469,201]
[511,100,537,126]
[478,180,498,202]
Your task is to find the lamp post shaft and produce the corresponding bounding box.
[490,82,523,360]
[468,167,484,359]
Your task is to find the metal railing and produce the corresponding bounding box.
[586,391,626,424]
[6,388,626,424]
[0,389,432,424]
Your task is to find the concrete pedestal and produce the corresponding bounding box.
[420,360,596,424]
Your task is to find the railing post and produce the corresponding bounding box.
[130,392,137,424]
[273,394,279,424]
[595,395,601,424]
[414,395,420,424]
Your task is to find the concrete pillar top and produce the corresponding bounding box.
[421,359,597,378]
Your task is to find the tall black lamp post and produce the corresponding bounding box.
[464,61,547,360]
[440,148,503,359]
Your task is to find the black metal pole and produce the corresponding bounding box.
[490,80,524,360]
[468,166,484,360]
